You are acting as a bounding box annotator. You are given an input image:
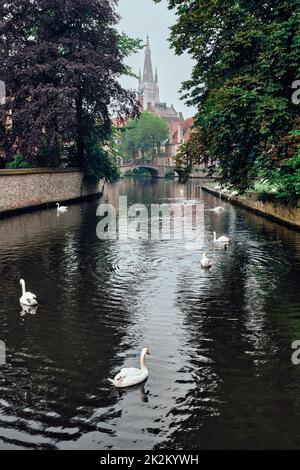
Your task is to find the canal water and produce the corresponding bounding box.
[1,178,300,450]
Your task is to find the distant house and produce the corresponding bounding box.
[182,117,194,143]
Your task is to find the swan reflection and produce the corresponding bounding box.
[110,381,149,403]
[20,304,38,317]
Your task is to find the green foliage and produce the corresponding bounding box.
[123,168,153,177]
[0,0,140,182]
[117,33,143,78]
[84,126,120,183]
[165,170,176,179]
[175,131,205,181]
[155,0,300,197]
[118,112,168,161]
[267,131,300,204]
[253,180,276,193]
[118,121,140,162]
[5,154,32,169]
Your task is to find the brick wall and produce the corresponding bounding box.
[0,168,102,214]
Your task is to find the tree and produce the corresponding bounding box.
[0,0,140,180]
[118,112,168,162]
[118,119,140,162]
[154,0,300,194]
[265,127,300,204]
[175,131,204,182]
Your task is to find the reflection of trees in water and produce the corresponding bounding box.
[1,180,300,448]
[222,203,300,335]
[0,201,143,448]
[104,177,208,206]
[160,190,300,449]
[1,182,188,448]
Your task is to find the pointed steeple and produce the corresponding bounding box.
[138,36,160,110]
[143,35,154,82]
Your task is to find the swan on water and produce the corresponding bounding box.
[20,279,38,306]
[56,203,68,212]
[108,348,150,388]
[228,190,239,200]
[213,231,231,246]
[201,252,212,269]
[210,206,225,213]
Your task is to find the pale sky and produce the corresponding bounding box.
[117,0,196,118]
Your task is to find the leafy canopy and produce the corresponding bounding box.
[118,112,169,161]
[154,0,300,195]
[0,0,141,181]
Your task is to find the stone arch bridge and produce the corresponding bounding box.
[120,162,178,178]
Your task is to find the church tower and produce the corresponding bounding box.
[138,37,160,110]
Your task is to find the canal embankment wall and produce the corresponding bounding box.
[0,168,103,217]
[202,185,300,231]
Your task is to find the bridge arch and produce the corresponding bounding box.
[135,166,159,177]
[121,163,168,178]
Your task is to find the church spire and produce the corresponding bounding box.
[139,36,160,110]
[143,35,154,82]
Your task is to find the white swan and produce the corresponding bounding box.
[213,231,231,245]
[210,206,225,213]
[56,203,68,212]
[108,348,150,388]
[201,252,212,268]
[20,279,38,306]
[228,190,239,200]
